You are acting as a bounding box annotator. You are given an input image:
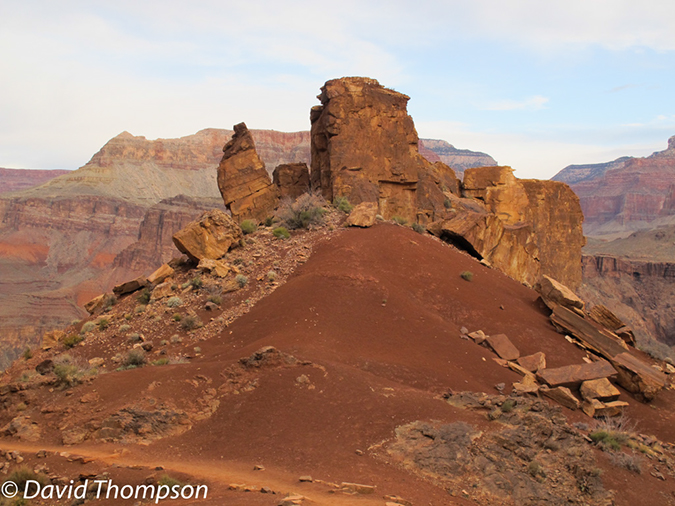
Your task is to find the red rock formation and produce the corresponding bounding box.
[0,168,70,195]
[553,136,675,236]
[217,123,279,223]
[272,163,310,200]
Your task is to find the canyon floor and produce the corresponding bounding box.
[2,220,675,505]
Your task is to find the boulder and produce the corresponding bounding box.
[610,352,666,401]
[468,330,487,345]
[588,304,636,346]
[539,385,580,410]
[147,263,174,285]
[113,276,148,296]
[150,282,173,300]
[512,374,539,395]
[35,359,54,375]
[217,122,278,223]
[581,399,629,418]
[517,352,546,373]
[84,294,106,315]
[273,163,310,200]
[537,360,617,388]
[580,378,621,402]
[345,202,378,228]
[41,330,64,350]
[172,209,242,262]
[485,334,520,361]
[535,275,585,314]
[197,258,231,277]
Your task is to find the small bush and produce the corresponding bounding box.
[275,191,327,230]
[53,355,91,387]
[167,296,183,308]
[273,227,291,239]
[172,313,182,322]
[589,430,624,451]
[610,452,642,474]
[97,318,110,331]
[412,222,425,234]
[208,295,222,305]
[236,274,248,288]
[267,271,277,282]
[190,276,203,290]
[181,315,203,331]
[391,216,407,226]
[137,288,151,305]
[333,196,353,214]
[5,466,47,497]
[135,304,146,314]
[443,198,452,209]
[71,319,81,326]
[63,334,84,349]
[240,219,258,235]
[460,271,474,281]
[152,358,170,366]
[81,322,96,334]
[158,475,183,488]
[127,333,142,343]
[118,324,131,333]
[22,348,32,360]
[501,399,515,413]
[123,349,146,368]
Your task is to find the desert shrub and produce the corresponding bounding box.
[528,461,545,478]
[333,196,353,214]
[71,319,81,326]
[103,293,117,309]
[172,313,182,322]
[5,466,47,497]
[170,334,182,344]
[391,215,407,226]
[160,339,169,346]
[267,270,277,282]
[240,219,258,235]
[97,318,110,331]
[190,276,203,290]
[80,322,96,334]
[63,334,84,349]
[167,296,183,308]
[501,399,515,413]
[589,430,627,451]
[412,222,425,234]
[122,349,146,368]
[118,324,131,333]
[181,315,203,331]
[158,475,183,488]
[273,227,291,239]
[135,304,146,314]
[460,271,474,281]
[136,288,151,305]
[208,295,222,305]
[610,452,642,474]
[443,198,452,209]
[275,192,327,230]
[127,333,142,343]
[53,355,93,387]
[236,274,248,288]
[152,358,170,367]
[22,348,32,360]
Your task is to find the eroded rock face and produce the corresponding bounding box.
[172,209,242,262]
[217,123,279,223]
[273,163,310,200]
[310,77,455,224]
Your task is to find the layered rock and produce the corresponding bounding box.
[552,136,675,237]
[273,163,310,200]
[310,77,455,224]
[0,168,70,195]
[418,140,497,178]
[217,123,279,223]
[172,209,242,262]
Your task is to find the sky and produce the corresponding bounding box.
[0,0,674,179]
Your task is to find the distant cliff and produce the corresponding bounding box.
[0,168,70,195]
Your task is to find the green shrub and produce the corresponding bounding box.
[157,475,183,488]
[81,321,96,334]
[152,358,170,366]
[123,349,146,368]
[118,324,131,333]
[190,276,203,290]
[267,271,277,282]
[97,318,109,331]
[103,293,117,309]
[208,295,222,305]
[172,313,182,322]
[589,430,625,451]
[273,227,291,239]
[275,192,327,230]
[333,196,353,214]
[412,222,425,234]
[53,355,92,387]
[501,399,515,413]
[127,333,142,343]
[443,198,452,209]
[167,296,183,308]
[63,334,84,349]
[460,271,474,281]
[22,348,32,360]
[137,288,151,305]
[135,304,146,314]
[610,452,642,474]
[236,274,248,288]
[391,216,407,226]
[5,466,47,497]
[240,219,258,235]
[181,315,203,331]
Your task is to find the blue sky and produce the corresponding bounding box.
[1,0,674,179]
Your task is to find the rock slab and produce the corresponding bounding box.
[172,209,242,262]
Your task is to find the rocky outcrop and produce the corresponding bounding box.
[273,163,310,200]
[552,135,675,237]
[310,77,455,224]
[172,209,242,262]
[0,168,70,195]
[217,123,279,223]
